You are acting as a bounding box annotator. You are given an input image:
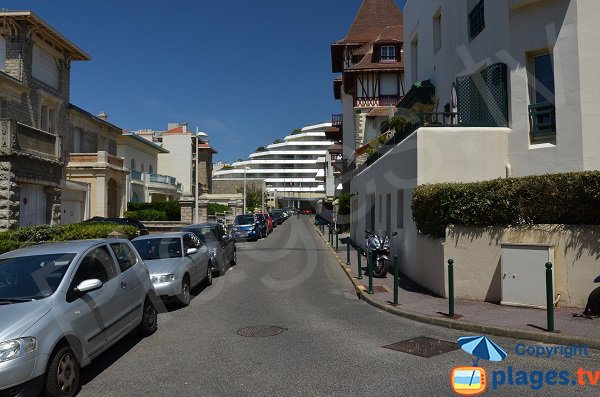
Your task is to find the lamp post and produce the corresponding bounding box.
[243,166,250,214]
[194,128,208,224]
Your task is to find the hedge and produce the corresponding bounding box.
[125,209,168,221]
[208,203,229,216]
[127,201,180,221]
[0,223,139,254]
[412,171,600,238]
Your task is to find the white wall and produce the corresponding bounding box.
[159,134,192,195]
[117,141,159,174]
[342,91,356,159]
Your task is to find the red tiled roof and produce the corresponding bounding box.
[346,45,404,72]
[335,0,404,45]
[164,126,186,134]
[367,106,394,117]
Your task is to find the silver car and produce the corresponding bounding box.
[182,223,237,277]
[0,239,157,397]
[132,232,212,306]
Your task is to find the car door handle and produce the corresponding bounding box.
[121,282,128,289]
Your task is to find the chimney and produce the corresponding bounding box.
[97,111,108,121]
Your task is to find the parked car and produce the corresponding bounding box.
[233,214,260,241]
[0,239,157,397]
[83,217,149,236]
[254,213,269,238]
[270,210,285,225]
[262,213,274,233]
[182,223,237,276]
[132,232,211,306]
[302,208,315,215]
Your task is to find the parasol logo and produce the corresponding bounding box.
[451,335,508,395]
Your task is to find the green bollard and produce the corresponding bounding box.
[546,262,554,332]
[335,230,339,252]
[346,238,351,265]
[356,247,363,279]
[367,250,374,294]
[448,259,455,317]
[393,255,399,305]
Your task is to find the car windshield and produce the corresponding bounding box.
[187,227,218,243]
[133,238,182,260]
[235,215,255,225]
[256,214,265,222]
[0,253,76,301]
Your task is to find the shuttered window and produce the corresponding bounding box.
[0,35,6,72]
[32,44,59,88]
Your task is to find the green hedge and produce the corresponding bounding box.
[208,203,229,216]
[127,201,180,221]
[124,210,168,221]
[0,223,139,255]
[412,171,600,238]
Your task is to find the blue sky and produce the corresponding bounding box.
[2,0,406,162]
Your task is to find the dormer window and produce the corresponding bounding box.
[380,46,396,62]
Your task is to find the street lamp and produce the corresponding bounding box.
[194,128,208,224]
[243,166,250,214]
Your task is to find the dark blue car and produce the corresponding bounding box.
[233,214,259,242]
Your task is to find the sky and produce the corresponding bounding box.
[2,0,406,163]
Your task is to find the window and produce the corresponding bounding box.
[149,165,153,174]
[73,128,82,152]
[39,104,57,133]
[141,163,145,173]
[469,0,485,40]
[0,99,8,118]
[183,233,200,250]
[48,109,56,134]
[0,35,5,72]
[411,37,419,83]
[130,159,136,171]
[528,52,556,138]
[67,246,116,301]
[397,190,404,229]
[380,46,396,62]
[110,243,137,273]
[40,106,48,131]
[532,53,555,104]
[433,10,442,54]
[32,44,59,89]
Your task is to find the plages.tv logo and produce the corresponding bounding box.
[451,336,508,396]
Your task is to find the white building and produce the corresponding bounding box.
[213,123,338,208]
[350,0,600,297]
[117,133,183,203]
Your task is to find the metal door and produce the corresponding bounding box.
[19,183,47,227]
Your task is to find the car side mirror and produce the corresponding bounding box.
[186,248,198,255]
[222,234,229,240]
[75,279,103,294]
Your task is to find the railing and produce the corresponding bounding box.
[354,95,402,108]
[529,102,556,138]
[150,173,178,186]
[332,114,343,127]
[418,112,459,127]
[130,170,143,181]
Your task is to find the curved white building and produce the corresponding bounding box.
[213,123,337,208]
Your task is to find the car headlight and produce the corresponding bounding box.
[151,274,175,284]
[0,337,37,363]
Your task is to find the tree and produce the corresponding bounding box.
[255,146,267,152]
[237,185,268,212]
[291,128,302,135]
[272,139,282,144]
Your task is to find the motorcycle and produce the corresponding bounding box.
[364,230,397,277]
[583,276,600,316]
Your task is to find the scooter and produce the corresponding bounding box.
[364,230,397,277]
[584,276,600,316]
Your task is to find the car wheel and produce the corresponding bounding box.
[138,297,158,336]
[178,276,191,307]
[205,263,213,286]
[44,345,80,397]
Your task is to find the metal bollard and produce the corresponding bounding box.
[393,255,399,305]
[335,230,339,252]
[546,262,554,332]
[367,250,374,294]
[356,247,363,279]
[448,259,455,317]
[346,238,351,265]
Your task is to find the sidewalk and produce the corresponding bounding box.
[315,225,600,349]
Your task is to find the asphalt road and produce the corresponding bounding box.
[78,217,600,396]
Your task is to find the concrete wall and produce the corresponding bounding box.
[445,224,600,308]
[159,134,192,195]
[117,139,158,174]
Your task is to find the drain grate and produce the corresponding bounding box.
[237,325,287,338]
[383,336,459,358]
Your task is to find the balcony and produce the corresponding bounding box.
[0,119,61,161]
[354,95,401,108]
[130,170,143,181]
[68,152,124,169]
[529,102,556,138]
[150,173,179,186]
[332,114,343,127]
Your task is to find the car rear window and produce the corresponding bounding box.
[235,215,255,225]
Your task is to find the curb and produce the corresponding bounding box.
[314,226,600,350]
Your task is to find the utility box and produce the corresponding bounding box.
[500,244,554,309]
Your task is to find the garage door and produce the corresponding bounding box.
[19,184,47,227]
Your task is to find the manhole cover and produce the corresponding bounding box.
[383,336,459,358]
[237,325,287,338]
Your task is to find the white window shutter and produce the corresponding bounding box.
[32,44,59,88]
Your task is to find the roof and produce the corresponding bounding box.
[120,133,169,154]
[367,106,394,118]
[68,104,123,132]
[163,126,189,135]
[345,43,404,73]
[0,11,91,61]
[335,0,403,45]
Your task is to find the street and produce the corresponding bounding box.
[78,218,600,396]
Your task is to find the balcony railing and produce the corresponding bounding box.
[0,119,60,160]
[332,114,343,127]
[150,173,178,186]
[354,95,402,108]
[529,102,556,138]
[130,170,143,181]
[68,152,124,168]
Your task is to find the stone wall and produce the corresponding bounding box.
[212,179,264,195]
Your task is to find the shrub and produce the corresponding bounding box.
[255,146,267,152]
[291,128,302,135]
[0,239,23,254]
[125,209,167,221]
[389,115,410,132]
[208,203,229,216]
[127,201,180,221]
[337,192,351,216]
[412,171,600,238]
